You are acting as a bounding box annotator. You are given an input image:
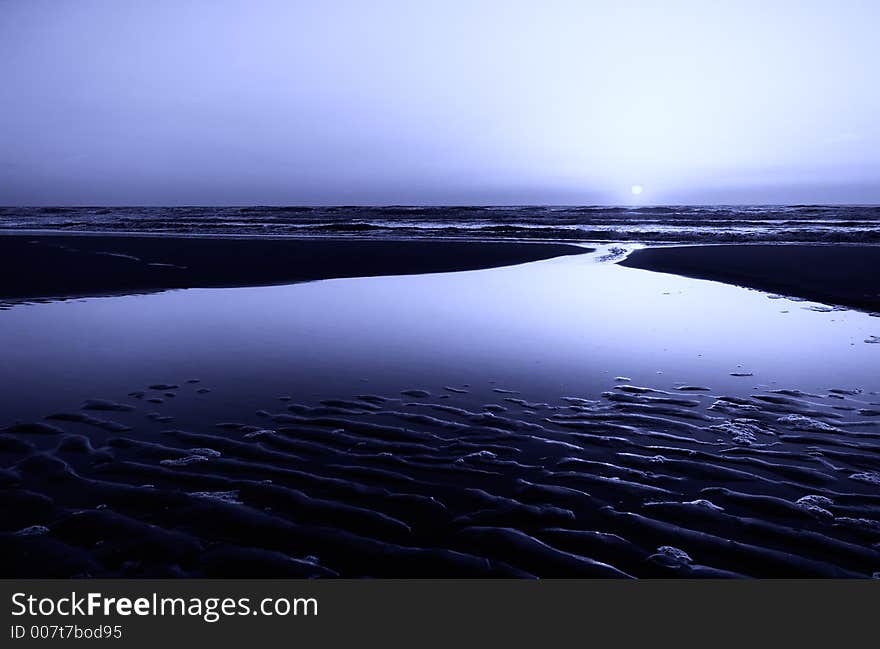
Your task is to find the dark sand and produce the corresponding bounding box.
[3,378,880,578]
[620,244,880,312]
[0,234,588,302]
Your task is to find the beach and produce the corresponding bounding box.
[621,244,880,312]
[0,234,587,302]
[1,233,879,578]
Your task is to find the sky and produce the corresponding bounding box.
[1,0,878,205]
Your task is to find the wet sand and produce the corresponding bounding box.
[2,378,879,578]
[0,234,588,302]
[620,244,880,312]
[2,238,879,577]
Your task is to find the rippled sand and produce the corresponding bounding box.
[3,377,879,578]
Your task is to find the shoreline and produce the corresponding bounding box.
[0,234,589,302]
[620,243,880,312]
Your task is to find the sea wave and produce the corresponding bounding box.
[1,205,878,243]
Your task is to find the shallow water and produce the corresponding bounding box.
[1,248,878,426]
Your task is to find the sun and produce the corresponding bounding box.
[630,184,644,196]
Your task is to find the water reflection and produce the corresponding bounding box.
[1,251,877,427]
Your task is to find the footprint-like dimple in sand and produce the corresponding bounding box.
[81,399,134,412]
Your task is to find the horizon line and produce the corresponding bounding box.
[2,203,880,209]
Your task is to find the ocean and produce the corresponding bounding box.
[1,205,879,243]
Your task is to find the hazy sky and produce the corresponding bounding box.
[1,0,878,205]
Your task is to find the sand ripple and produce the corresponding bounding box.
[1,380,879,578]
